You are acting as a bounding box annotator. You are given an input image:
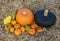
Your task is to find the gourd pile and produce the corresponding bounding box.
[3,8,56,36]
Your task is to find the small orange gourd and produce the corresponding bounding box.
[14,24,20,29]
[31,24,38,29]
[28,29,35,36]
[21,27,25,32]
[16,8,34,26]
[14,29,22,36]
[10,20,17,25]
[37,27,43,33]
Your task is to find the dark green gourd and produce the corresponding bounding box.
[34,9,56,28]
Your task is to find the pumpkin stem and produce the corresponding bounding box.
[44,10,48,16]
[22,11,27,15]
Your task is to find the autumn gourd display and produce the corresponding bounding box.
[3,8,46,36]
[3,8,57,36]
[35,9,56,28]
[16,8,34,26]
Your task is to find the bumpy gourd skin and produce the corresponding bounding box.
[35,9,56,28]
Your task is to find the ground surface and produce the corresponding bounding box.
[0,0,60,41]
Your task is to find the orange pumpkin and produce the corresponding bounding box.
[28,29,35,36]
[16,8,34,26]
[37,27,43,33]
[10,20,17,25]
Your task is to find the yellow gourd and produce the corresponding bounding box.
[9,27,14,33]
[3,16,11,24]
